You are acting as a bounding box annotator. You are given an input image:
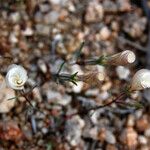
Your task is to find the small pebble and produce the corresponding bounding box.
[136,116,149,132]
[144,127,150,137]
[44,11,59,24]
[116,66,130,80]
[105,130,116,144]
[126,115,135,127]
[99,26,111,41]
[37,59,47,73]
[41,127,48,134]
[85,88,99,97]
[138,135,147,145]
[22,27,33,36]
[98,91,110,101]
[85,1,103,23]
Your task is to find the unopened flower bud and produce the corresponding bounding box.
[130,69,150,91]
[77,71,105,86]
[107,50,136,66]
[6,64,28,90]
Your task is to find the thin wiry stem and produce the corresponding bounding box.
[65,92,126,119]
[21,90,45,115]
[21,90,34,108]
[57,61,65,75]
[75,41,85,60]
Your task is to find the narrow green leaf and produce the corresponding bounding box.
[71,72,78,79]
[71,80,78,85]
[75,41,85,59]
[57,61,65,75]
[7,97,17,101]
[127,102,144,109]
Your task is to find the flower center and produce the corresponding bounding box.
[16,79,23,85]
[12,74,23,86]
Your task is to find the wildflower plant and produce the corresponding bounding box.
[1,42,149,119]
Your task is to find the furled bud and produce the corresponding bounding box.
[130,69,150,91]
[6,64,28,90]
[77,71,105,86]
[107,50,136,66]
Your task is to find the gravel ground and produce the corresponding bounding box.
[0,0,150,150]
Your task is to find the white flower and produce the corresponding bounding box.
[130,69,150,91]
[107,50,136,66]
[6,64,28,90]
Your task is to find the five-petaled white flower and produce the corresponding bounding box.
[6,64,28,90]
[107,50,136,66]
[130,69,150,91]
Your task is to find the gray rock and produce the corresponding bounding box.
[65,116,85,146]
[144,89,150,104]
[98,91,110,101]
[46,90,71,106]
[34,12,43,22]
[44,11,59,24]
[39,3,50,13]
[36,24,50,35]
[82,127,98,140]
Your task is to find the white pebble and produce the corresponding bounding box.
[116,66,130,80]
[42,127,48,134]
[144,128,150,137]
[105,130,116,144]
[22,28,33,36]
[138,135,147,145]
